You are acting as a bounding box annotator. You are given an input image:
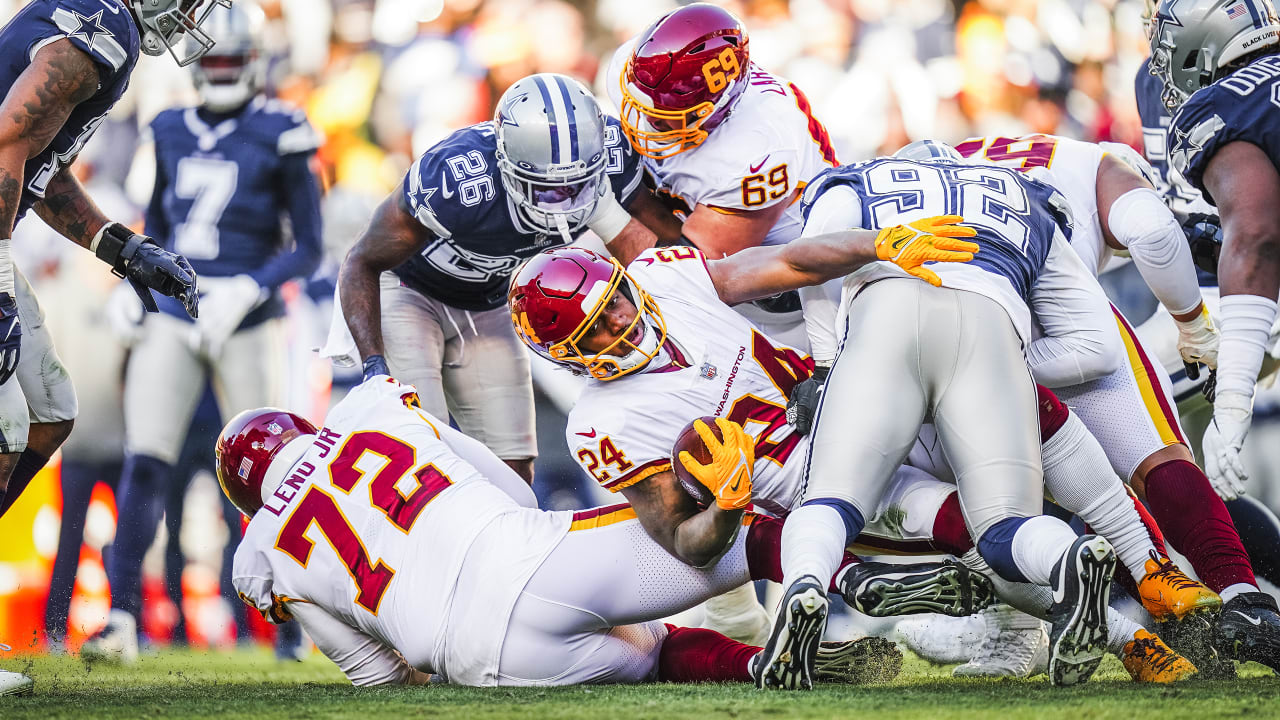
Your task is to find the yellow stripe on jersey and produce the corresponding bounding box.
[1114,313,1181,447]
[568,505,638,532]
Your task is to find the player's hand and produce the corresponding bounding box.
[188,275,265,358]
[0,292,20,385]
[1182,213,1222,275]
[1175,304,1219,380]
[874,215,979,287]
[677,417,755,511]
[95,223,200,319]
[786,363,830,436]
[1202,391,1252,501]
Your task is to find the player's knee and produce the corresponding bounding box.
[1035,384,1069,444]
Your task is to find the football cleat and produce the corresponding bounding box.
[813,637,903,685]
[1157,613,1236,680]
[0,669,33,697]
[751,575,827,690]
[1137,552,1222,622]
[1121,629,1198,683]
[952,604,1049,679]
[1046,535,1115,687]
[79,609,140,665]
[892,613,986,665]
[1215,591,1280,674]
[701,583,771,647]
[839,559,995,618]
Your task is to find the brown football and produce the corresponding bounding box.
[670,415,724,508]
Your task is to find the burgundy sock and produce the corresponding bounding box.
[0,449,51,517]
[745,514,860,592]
[1036,384,1070,443]
[931,491,974,556]
[657,626,759,683]
[1144,459,1256,592]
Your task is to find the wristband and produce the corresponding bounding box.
[0,238,13,296]
[363,354,391,380]
[587,193,632,243]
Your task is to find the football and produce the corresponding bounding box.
[671,415,724,508]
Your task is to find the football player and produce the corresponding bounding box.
[605,2,841,350]
[218,377,905,688]
[331,73,668,485]
[1148,0,1280,668]
[80,2,323,663]
[0,0,221,693]
[949,134,1280,674]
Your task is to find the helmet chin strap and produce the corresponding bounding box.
[553,213,573,246]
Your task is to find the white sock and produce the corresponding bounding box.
[1010,516,1079,586]
[1041,413,1155,581]
[1216,294,1279,398]
[780,504,847,590]
[1106,609,1143,656]
[1220,582,1258,603]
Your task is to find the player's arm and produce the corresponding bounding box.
[625,186,685,246]
[1026,235,1125,387]
[0,39,100,240]
[681,196,795,258]
[250,152,323,288]
[338,192,430,368]
[33,165,112,245]
[620,471,745,569]
[600,188,670,266]
[289,602,432,687]
[1097,152,1216,374]
[705,216,977,307]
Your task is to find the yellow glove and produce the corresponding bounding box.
[677,418,755,511]
[875,215,979,287]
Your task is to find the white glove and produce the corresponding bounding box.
[1202,391,1253,501]
[1174,305,1219,373]
[104,280,146,347]
[188,274,265,358]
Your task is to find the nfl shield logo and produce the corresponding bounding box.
[700,362,717,380]
[238,457,253,479]
[267,422,283,435]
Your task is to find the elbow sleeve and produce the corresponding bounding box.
[1108,187,1202,316]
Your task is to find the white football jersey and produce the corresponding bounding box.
[233,378,568,686]
[605,41,838,249]
[956,134,1113,276]
[566,247,813,516]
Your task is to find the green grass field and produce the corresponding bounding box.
[3,649,1279,719]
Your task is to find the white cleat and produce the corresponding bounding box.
[702,582,772,647]
[80,609,140,665]
[952,604,1049,678]
[0,669,33,697]
[892,613,986,665]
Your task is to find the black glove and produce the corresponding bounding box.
[1181,213,1222,276]
[363,354,390,381]
[0,292,20,385]
[785,364,830,436]
[94,223,199,319]
[1201,367,1217,404]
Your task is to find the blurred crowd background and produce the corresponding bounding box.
[1,0,1277,659]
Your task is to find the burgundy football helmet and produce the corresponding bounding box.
[509,247,667,380]
[619,3,751,160]
[216,408,318,517]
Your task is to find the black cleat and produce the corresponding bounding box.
[1215,591,1280,674]
[751,575,828,690]
[1157,614,1236,679]
[813,637,903,685]
[839,559,995,617]
[1047,535,1115,687]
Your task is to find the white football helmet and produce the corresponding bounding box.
[132,0,232,66]
[191,2,267,112]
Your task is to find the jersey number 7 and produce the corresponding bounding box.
[273,431,454,614]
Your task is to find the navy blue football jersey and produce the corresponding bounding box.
[802,158,1064,299]
[0,0,139,222]
[393,117,643,311]
[1169,53,1280,205]
[146,97,324,325]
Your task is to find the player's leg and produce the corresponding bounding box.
[378,273,448,417]
[438,304,537,484]
[84,314,205,663]
[45,459,118,649]
[0,268,76,515]
[934,288,1111,687]
[210,317,287,418]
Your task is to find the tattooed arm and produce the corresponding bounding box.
[0,38,100,239]
[33,165,110,247]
